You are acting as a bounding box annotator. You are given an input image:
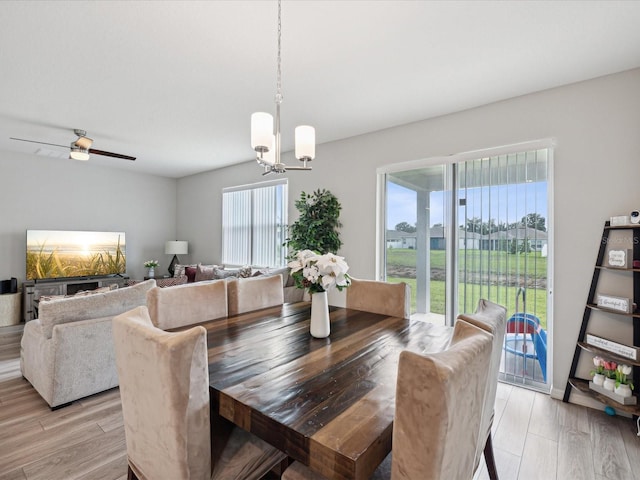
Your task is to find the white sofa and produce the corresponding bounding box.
[20,279,155,408]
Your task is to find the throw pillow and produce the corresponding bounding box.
[195,264,216,282]
[173,263,197,278]
[185,266,198,283]
[213,266,252,279]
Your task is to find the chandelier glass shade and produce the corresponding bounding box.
[251,0,315,175]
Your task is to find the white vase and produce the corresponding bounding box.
[592,373,605,386]
[310,291,330,338]
[603,377,616,391]
[147,267,155,278]
[615,383,633,398]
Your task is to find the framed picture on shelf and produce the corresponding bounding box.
[596,294,634,313]
[605,249,632,268]
[586,333,639,360]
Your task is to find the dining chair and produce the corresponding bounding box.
[282,319,493,480]
[113,306,286,480]
[146,279,227,330]
[456,298,507,480]
[346,278,410,319]
[227,274,284,316]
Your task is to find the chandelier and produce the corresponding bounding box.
[251,0,315,175]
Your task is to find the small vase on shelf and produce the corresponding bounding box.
[310,291,330,338]
[614,383,633,398]
[592,373,605,386]
[603,377,616,391]
[147,267,155,278]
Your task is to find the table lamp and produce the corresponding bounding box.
[165,241,189,276]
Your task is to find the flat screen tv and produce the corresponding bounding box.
[26,230,126,280]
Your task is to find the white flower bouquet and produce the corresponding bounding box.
[288,250,351,294]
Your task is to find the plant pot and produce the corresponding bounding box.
[603,377,616,391]
[615,383,633,398]
[592,373,605,386]
[310,291,330,338]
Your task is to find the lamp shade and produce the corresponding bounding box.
[251,112,273,151]
[165,241,188,255]
[295,125,315,160]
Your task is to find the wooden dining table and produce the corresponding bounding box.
[199,301,453,480]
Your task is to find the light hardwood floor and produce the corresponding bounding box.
[1,325,639,480]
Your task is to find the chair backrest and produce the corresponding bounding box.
[147,279,227,330]
[392,320,493,480]
[346,278,410,319]
[456,298,508,472]
[227,275,284,316]
[112,306,211,480]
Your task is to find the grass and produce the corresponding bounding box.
[386,248,548,328]
[387,248,547,278]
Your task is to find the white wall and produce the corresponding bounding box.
[177,67,640,398]
[0,152,178,282]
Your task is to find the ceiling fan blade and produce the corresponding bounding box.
[9,137,67,149]
[88,148,136,161]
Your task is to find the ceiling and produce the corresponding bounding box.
[1,1,640,179]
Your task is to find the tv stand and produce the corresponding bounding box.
[23,275,129,321]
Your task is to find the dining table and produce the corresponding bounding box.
[198,301,453,480]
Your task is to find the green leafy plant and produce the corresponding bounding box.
[285,189,343,255]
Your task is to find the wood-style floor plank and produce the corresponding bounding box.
[22,426,126,480]
[556,398,590,433]
[517,432,558,480]
[588,408,634,480]
[557,427,596,480]
[493,384,535,457]
[528,391,560,442]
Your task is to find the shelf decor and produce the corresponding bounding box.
[605,249,632,268]
[597,293,633,313]
[586,333,640,361]
[589,381,636,405]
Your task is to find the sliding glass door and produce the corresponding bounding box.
[381,145,551,390]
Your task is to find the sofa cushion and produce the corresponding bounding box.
[268,267,294,287]
[38,279,156,340]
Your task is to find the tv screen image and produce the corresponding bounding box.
[26,230,126,280]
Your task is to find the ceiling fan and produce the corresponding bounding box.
[9,128,136,161]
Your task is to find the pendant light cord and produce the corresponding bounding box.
[276,0,283,104]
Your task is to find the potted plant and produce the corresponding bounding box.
[144,260,159,278]
[285,189,343,254]
[614,364,634,398]
[590,356,606,386]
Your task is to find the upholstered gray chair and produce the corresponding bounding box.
[456,298,508,480]
[113,306,286,480]
[146,279,227,330]
[227,274,284,316]
[346,278,410,319]
[283,319,493,480]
